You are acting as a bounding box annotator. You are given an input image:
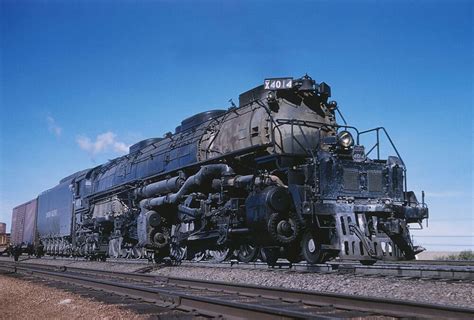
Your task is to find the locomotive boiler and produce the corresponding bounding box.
[16,75,429,265]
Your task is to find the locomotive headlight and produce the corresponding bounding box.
[338,130,354,148]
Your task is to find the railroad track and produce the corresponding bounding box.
[175,260,474,281]
[9,254,474,267]
[1,261,473,319]
[2,255,473,282]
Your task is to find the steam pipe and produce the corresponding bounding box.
[215,174,286,189]
[247,175,286,188]
[136,175,185,198]
[140,164,233,210]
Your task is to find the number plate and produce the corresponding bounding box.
[352,145,366,162]
[264,78,293,90]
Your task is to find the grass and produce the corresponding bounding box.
[436,250,474,261]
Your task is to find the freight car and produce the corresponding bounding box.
[12,75,428,265]
[11,199,37,247]
[9,199,38,256]
[0,222,6,234]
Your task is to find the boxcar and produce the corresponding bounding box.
[10,199,38,246]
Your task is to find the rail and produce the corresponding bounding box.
[1,261,473,319]
[4,255,474,277]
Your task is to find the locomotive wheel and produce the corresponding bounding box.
[261,247,279,266]
[301,231,324,264]
[132,247,142,259]
[268,212,302,245]
[209,247,230,263]
[285,243,303,263]
[191,250,206,262]
[153,247,170,264]
[121,248,131,258]
[145,251,154,262]
[237,244,259,263]
[152,232,169,249]
[153,252,164,264]
[109,239,120,258]
[170,244,187,263]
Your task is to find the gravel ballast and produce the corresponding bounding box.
[0,274,147,320]
[2,256,473,310]
[149,265,474,309]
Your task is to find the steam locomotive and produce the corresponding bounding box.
[12,75,428,265]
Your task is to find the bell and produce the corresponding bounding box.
[299,78,315,91]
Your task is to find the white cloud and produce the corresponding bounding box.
[47,116,62,137]
[76,131,129,155]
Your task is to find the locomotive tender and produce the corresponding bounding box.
[13,75,428,265]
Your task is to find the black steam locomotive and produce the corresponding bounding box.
[19,75,429,265]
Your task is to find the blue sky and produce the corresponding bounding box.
[1,0,472,251]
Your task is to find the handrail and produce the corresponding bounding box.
[357,127,405,166]
[271,119,408,198]
[273,120,404,167]
[255,100,284,153]
[357,127,408,197]
[274,118,359,157]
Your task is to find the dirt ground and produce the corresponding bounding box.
[416,251,460,260]
[0,275,147,320]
